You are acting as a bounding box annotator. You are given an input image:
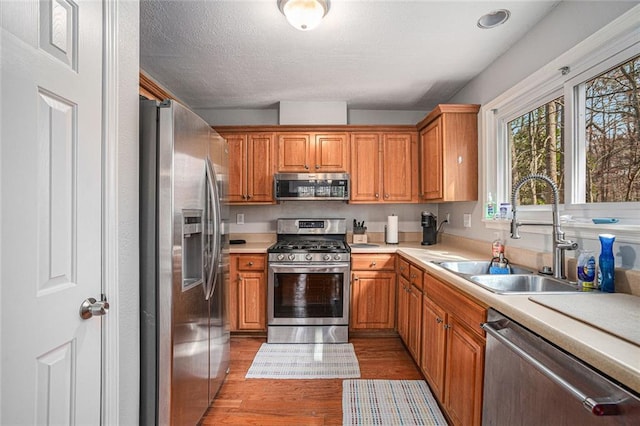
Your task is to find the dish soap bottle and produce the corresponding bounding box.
[576,249,596,290]
[598,234,615,293]
[485,192,497,220]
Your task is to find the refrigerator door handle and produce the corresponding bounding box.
[204,157,221,300]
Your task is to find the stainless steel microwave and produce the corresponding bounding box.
[274,173,350,201]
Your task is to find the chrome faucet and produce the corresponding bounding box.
[510,174,578,279]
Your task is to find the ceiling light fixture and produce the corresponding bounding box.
[278,0,329,31]
[477,9,510,29]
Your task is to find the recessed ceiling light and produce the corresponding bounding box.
[477,9,510,29]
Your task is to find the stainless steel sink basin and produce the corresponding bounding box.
[468,274,590,294]
[437,260,534,275]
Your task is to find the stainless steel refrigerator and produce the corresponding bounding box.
[140,99,230,425]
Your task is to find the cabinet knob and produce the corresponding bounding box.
[237,274,242,282]
[242,194,247,199]
[400,266,405,271]
[353,276,359,281]
[304,164,309,170]
[247,194,252,200]
[371,261,377,267]
[315,164,320,169]
[375,193,379,198]
[384,194,389,199]
[248,261,254,266]
[443,324,451,330]
[436,317,443,324]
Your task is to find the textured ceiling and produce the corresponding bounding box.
[140,1,559,111]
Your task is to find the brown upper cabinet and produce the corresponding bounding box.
[350,132,418,203]
[220,132,276,204]
[417,104,480,202]
[277,132,349,172]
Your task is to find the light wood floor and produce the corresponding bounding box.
[201,335,425,425]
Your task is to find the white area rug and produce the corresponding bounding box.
[343,380,447,426]
[245,343,361,379]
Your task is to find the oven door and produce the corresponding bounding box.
[268,262,350,326]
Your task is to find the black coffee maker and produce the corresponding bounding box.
[421,211,437,245]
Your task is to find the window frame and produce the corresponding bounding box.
[481,7,640,242]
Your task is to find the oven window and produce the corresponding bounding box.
[273,272,344,318]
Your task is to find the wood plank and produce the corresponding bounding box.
[202,336,425,425]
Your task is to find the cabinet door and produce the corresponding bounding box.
[421,296,447,402]
[277,133,311,172]
[315,133,349,172]
[247,133,274,202]
[396,275,410,343]
[444,317,485,426]
[419,118,443,200]
[350,133,380,202]
[407,285,422,361]
[350,271,396,330]
[224,134,248,203]
[381,133,414,202]
[237,271,266,330]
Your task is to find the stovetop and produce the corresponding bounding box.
[269,239,349,253]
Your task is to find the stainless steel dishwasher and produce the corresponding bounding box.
[482,309,640,425]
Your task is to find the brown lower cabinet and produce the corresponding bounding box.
[421,272,486,426]
[229,254,267,331]
[350,254,396,330]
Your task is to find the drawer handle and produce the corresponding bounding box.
[248,261,254,266]
[371,261,377,267]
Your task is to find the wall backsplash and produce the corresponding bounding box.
[228,202,437,235]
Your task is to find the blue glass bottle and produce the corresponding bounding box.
[598,234,615,293]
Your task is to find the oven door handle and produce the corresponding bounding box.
[269,263,350,273]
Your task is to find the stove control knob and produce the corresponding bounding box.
[334,254,342,261]
[277,254,285,261]
[305,254,313,261]
[323,254,331,261]
[288,254,296,261]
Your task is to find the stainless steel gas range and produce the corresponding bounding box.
[267,218,350,343]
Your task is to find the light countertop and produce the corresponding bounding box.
[229,239,640,394]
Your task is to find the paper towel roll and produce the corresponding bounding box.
[386,215,398,244]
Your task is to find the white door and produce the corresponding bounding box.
[1,0,105,424]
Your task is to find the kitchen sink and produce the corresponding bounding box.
[436,260,534,276]
[468,274,591,294]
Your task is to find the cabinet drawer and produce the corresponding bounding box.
[351,254,395,271]
[424,273,486,337]
[234,254,266,271]
[398,257,410,279]
[409,264,424,292]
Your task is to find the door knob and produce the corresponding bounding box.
[80,297,109,320]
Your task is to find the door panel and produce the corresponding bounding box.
[1,0,104,423]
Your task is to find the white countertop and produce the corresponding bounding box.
[230,240,640,394]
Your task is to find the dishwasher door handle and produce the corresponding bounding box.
[482,320,621,416]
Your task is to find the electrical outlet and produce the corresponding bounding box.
[236,213,245,225]
[463,214,472,228]
[445,213,451,223]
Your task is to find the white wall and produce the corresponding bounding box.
[443,1,639,267]
[196,107,427,126]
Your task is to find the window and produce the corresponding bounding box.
[508,96,565,205]
[485,48,640,221]
[583,56,640,203]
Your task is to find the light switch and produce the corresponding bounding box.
[463,214,471,228]
[236,213,245,225]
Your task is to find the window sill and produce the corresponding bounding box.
[484,219,640,245]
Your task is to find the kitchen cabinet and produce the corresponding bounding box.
[229,254,267,331]
[350,254,396,330]
[277,132,349,172]
[421,272,486,426]
[417,104,480,202]
[350,132,418,203]
[221,132,275,204]
[396,257,423,361]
